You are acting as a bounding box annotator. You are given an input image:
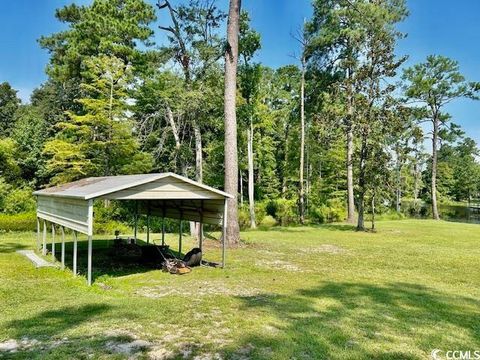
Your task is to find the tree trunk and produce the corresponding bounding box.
[396,147,401,213]
[431,117,440,220]
[371,192,375,231]
[346,68,355,224]
[190,119,203,239]
[193,119,203,182]
[223,0,241,244]
[299,55,306,225]
[282,123,290,197]
[166,105,185,174]
[356,134,367,231]
[247,122,256,228]
[239,170,243,207]
[346,125,355,223]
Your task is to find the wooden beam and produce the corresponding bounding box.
[61,226,65,270]
[42,220,47,256]
[73,231,78,276]
[87,235,92,286]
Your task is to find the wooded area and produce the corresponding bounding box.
[1,0,480,240]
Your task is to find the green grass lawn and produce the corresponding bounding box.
[0,220,479,359]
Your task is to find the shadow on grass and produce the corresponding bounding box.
[254,223,358,233]
[319,223,358,232]
[0,242,29,253]
[47,239,163,280]
[6,304,112,339]
[2,304,155,359]
[226,281,480,359]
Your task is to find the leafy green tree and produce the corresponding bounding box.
[44,55,152,184]
[403,55,480,219]
[0,138,20,183]
[11,105,48,185]
[0,82,21,137]
[36,0,157,135]
[39,0,156,83]
[305,0,369,223]
[157,0,226,182]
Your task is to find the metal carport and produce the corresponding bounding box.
[33,173,233,285]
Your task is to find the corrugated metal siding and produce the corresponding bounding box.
[37,196,93,235]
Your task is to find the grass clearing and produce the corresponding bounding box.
[0,219,479,359]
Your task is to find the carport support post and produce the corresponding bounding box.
[199,200,204,251]
[134,202,138,242]
[161,205,166,246]
[179,208,183,255]
[73,231,77,276]
[42,220,47,256]
[51,224,55,261]
[61,226,65,270]
[146,203,150,244]
[36,217,40,252]
[87,235,92,286]
[222,198,227,268]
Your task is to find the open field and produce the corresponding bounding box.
[0,220,479,359]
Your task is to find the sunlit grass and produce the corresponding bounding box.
[0,220,479,359]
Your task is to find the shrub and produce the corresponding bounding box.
[275,198,298,226]
[254,202,267,224]
[94,219,131,235]
[311,198,346,224]
[3,188,36,214]
[0,211,37,232]
[238,205,250,230]
[258,215,277,229]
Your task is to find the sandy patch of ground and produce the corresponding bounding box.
[300,244,347,254]
[0,337,68,353]
[106,339,150,355]
[255,259,303,272]
[136,280,261,298]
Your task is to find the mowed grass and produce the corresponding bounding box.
[0,220,479,359]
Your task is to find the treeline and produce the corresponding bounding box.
[1,0,480,232]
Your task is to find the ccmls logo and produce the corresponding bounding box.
[432,349,480,360]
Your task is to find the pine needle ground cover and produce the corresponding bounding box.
[0,220,479,359]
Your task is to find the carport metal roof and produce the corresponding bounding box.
[34,172,231,200]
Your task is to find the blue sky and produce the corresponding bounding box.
[1,0,480,142]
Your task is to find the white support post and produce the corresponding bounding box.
[161,204,166,246]
[87,235,92,286]
[199,200,204,251]
[73,231,78,276]
[147,203,150,244]
[51,224,56,261]
[134,202,138,242]
[42,220,47,256]
[179,205,183,255]
[36,217,40,252]
[61,226,65,270]
[222,198,227,268]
